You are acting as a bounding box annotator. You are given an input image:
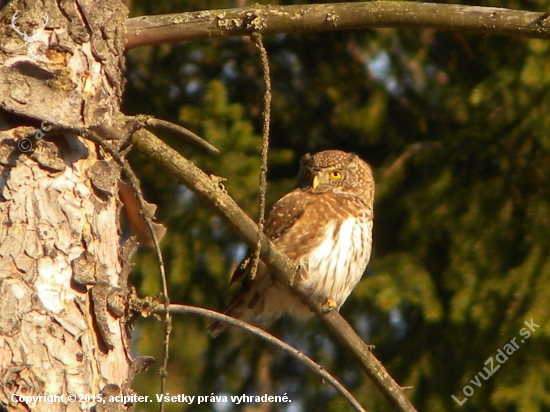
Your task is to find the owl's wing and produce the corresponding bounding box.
[228,190,307,287]
[208,190,320,336]
[228,253,252,288]
[263,190,308,240]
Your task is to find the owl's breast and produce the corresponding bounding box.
[299,216,373,307]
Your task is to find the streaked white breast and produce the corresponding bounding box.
[300,217,372,308]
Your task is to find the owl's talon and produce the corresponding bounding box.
[321,298,337,313]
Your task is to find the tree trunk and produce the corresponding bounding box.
[0,0,131,410]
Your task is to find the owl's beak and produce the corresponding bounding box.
[312,174,320,190]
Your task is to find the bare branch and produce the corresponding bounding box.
[157,304,367,412]
[125,115,220,155]
[126,2,550,49]
[130,129,417,412]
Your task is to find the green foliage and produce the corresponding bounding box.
[124,1,550,411]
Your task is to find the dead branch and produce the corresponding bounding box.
[126,2,550,49]
[125,115,220,155]
[157,304,367,412]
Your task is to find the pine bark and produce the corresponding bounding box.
[0,0,131,411]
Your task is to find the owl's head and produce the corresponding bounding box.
[297,150,374,202]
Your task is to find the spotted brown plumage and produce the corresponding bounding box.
[208,150,375,336]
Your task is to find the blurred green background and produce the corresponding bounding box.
[122,1,550,411]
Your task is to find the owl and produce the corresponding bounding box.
[208,150,374,336]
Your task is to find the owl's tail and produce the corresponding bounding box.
[208,261,292,337]
[207,291,263,337]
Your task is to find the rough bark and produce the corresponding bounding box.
[0,0,131,411]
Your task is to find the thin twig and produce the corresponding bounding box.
[126,115,220,155]
[249,32,271,280]
[156,304,367,412]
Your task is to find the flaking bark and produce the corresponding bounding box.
[0,1,132,411]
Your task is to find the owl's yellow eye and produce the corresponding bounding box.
[330,171,343,180]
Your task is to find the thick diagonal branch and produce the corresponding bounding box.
[130,130,417,412]
[126,2,550,49]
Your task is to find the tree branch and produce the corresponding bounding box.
[156,304,367,412]
[130,130,417,412]
[124,115,220,156]
[126,2,550,49]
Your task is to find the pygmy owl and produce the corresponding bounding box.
[208,150,374,336]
